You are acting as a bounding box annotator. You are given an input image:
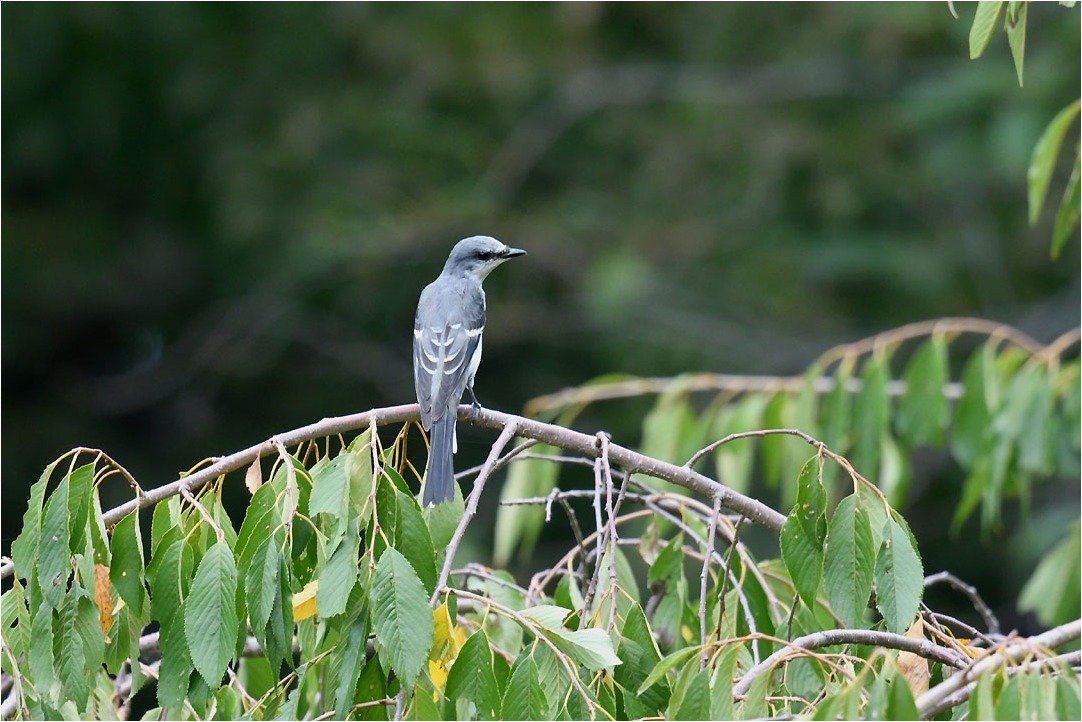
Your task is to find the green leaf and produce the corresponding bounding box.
[66,464,95,550]
[896,338,949,447]
[951,343,995,468]
[158,608,195,708]
[56,594,92,711]
[638,646,701,694]
[369,547,433,687]
[670,667,711,721]
[184,541,240,686]
[1052,153,1080,259]
[11,459,58,583]
[550,627,622,672]
[821,359,855,454]
[446,630,502,720]
[309,452,350,519]
[1005,1,1026,86]
[316,527,360,618]
[1056,673,1082,721]
[333,616,369,719]
[29,604,56,697]
[387,484,437,596]
[502,654,548,721]
[1029,100,1081,224]
[873,515,924,633]
[781,513,824,610]
[1018,523,1081,626]
[244,531,282,634]
[614,603,668,717]
[780,458,826,609]
[852,355,890,480]
[110,510,146,619]
[969,0,1004,59]
[823,495,876,627]
[38,473,73,609]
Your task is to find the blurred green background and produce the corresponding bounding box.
[2,3,1078,629]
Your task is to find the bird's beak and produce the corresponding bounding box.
[502,247,527,258]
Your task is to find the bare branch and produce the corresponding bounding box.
[915,619,1082,718]
[733,628,970,698]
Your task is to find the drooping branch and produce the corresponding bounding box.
[732,628,971,698]
[2,403,785,582]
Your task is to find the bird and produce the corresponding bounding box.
[413,236,526,506]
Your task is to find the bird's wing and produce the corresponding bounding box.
[413,313,483,428]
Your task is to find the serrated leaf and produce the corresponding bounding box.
[781,512,824,610]
[1029,100,1081,224]
[317,528,359,618]
[897,338,949,446]
[638,646,701,694]
[245,532,282,633]
[29,604,56,696]
[1005,1,1026,86]
[388,485,437,596]
[502,655,548,721]
[874,515,924,633]
[66,464,95,550]
[11,459,58,583]
[520,604,573,630]
[184,541,240,686]
[551,627,622,672]
[333,615,369,719]
[615,603,668,716]
[823,495,876,627]
[309,453,350,519]
[969,0,1004,58]
[38,473,73,609]
[157,607,194,708]
[369,547,434,687]
[446,630,501,719]
[110,510,146,619]
[670,667,711,721]
[57,595,92,711]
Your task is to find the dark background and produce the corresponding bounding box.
[3,3,1079,630]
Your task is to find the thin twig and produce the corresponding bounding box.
[179,486,225,544]
[698,494,723,670]
[447,587,600,721]
[923,571,1000,635]
[733,628,970,698]
[915,619,1082,717]
[431,422,519,605]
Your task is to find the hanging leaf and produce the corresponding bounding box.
[822,495,876,628]
[873,515,924,633]
[1029,100,1081,225]
[1052,153,1080,259]
[184,541,240,687]
[1004,1,1026,86]
[501,654,549,721]
[109,509,146,619]
[896,338,949,447]
[969,0,1004,59]
[369,547,434,687]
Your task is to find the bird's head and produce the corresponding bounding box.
[444,236,527,281]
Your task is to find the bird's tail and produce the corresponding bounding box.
[422,416,456,506]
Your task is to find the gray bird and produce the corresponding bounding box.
[414,236,527,506]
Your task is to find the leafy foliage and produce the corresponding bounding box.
[1,319,1077,720]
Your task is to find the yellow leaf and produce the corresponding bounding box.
[898,618,930,697]
[429,658,448,698]
[431,602,453,659]
[293,580,319,621]
[680,625,694,643]
[94,564,113,639]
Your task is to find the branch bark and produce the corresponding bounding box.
[2,403,785,581]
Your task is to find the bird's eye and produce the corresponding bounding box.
[476,251,494,261]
